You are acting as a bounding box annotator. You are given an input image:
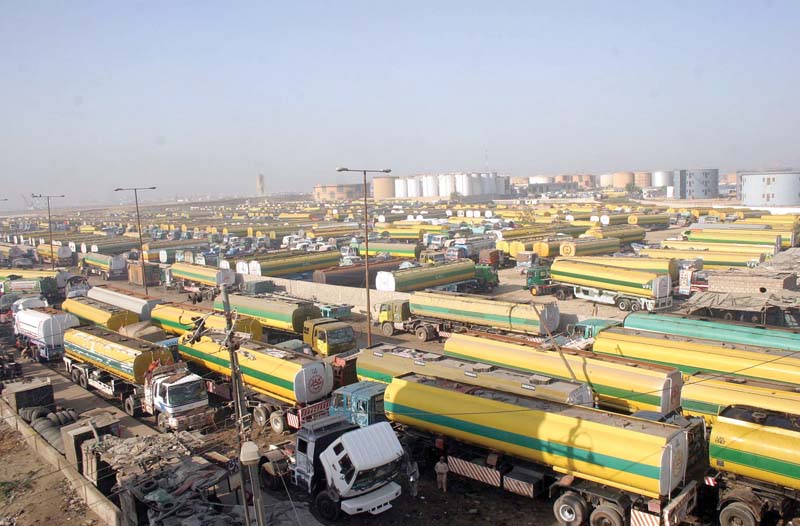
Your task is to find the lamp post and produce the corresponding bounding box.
[335,167,391,347]
[31,194,65,271]
[240,441,266,526]
[114,186,156,294]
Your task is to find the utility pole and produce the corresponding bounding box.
[336,167,391,346]
[31,194,64,271]
[221,284,253,526]
[114,186,155,294]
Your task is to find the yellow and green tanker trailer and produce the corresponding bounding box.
[213,294,356,357]
[170,262,236,288]
[443,332,682,414]
[377,290,560,341]
[80,252,128,280]
[374,260,477,292]
[330,374,704,526]
[560,256,679,280]
[528,259,673,311]
[686,228,794,249]
[356,242,423,259]
[638,248,763,269]
[177,332,344,433]
[151,302,262,340]
[63,326,212,432]
[249,250,340,277]
[659,239,778,257]
[559,237,620,256]
[584,225,646,244]
[706,405,800,526]
[592,327,800,385]
[62,296,139,331]
[355,341,596,406]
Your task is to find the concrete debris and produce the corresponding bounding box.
[90,431,203,474]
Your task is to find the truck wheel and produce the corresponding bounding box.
[101,272,109,281]
[630,302,641,312]
[554,288,568,301]
[722,311,735,321]
[253,406,270,428]
[314,491,340,522]
[70,367,81,384]
[589,505,624,526]
[157,413,169,433]
[719,502,756,526]
[269,411,286,434]
[381,322,395,337]
[77,370,89,390]
[553,492,588,526]
[616,299,631,312]
[415,326,430,342]
[124,396,138,417]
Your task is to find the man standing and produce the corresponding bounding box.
[434,456,449,493]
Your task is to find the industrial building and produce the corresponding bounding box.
[675,169,719,199]
[739,170,800,206]
[313,183,365,202]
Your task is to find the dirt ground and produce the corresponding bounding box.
[0,423,101,526]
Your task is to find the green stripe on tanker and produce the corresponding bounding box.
[358,242,422,259]
[253,251,341,276]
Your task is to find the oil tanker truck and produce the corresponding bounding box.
[330,376,705,526]
[79,253,127,280]
[14,307,80,361]
[527,258,673,311]
[177,330,358,434]
[62,326,214,432]
[213,293,356,356]
[376,290,560,341]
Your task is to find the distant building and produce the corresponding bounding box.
[674,169,719,199]
[313,183,365,202]
[256,174,265,196]
[739,170,800,206]
[372,176,397,200]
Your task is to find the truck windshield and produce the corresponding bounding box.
[351,457,402,492]
[167,381,208,406]
[327,327,355,345]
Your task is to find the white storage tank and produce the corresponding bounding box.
[599,173,614,187]
[394,178,407,198]
[406,177,421,198]
[652,170,673,187]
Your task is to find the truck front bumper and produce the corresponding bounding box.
[169,407,215,432]
[340,481,402,516]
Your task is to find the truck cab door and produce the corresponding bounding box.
[293,438,314,492]
[315,329,328,356]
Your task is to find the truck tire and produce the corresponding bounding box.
[589,505,624,526]
[719,502,757,526]
[101,272,109,281]
[616,299,631,312]
[554,288,568,301]
[70,367,82,384]
[553,492,588,526]
[381,322,395,337]
[253,406,270,428]
[157,412,169,433]
[124,396,138,417]
[77,370,89,390]
[270,411,286,434]
[314,491,340,522]
[415,326,430,342]
[629,301,641,312]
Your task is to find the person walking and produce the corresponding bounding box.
[434,456,449,493]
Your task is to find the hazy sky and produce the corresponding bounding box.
[2,1,798,209]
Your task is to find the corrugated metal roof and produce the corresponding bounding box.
[340,422,403,470]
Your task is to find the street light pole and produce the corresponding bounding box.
[115,186,156,295]
[31,194,65,271]
[336,167,391,347]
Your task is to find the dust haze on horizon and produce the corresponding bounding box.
[1,1,798,210]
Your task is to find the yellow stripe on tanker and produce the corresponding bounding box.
[151,303,262,340]
[638,248,763,269]
[660,239,778,257]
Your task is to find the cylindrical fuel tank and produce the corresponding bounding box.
[559,238,620,257]
[62,296,139,331]
[151,303,262,339]
[550,259,671,299]
[561,256,678,281]
[376,260,475,292]
[213,294,320,333]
